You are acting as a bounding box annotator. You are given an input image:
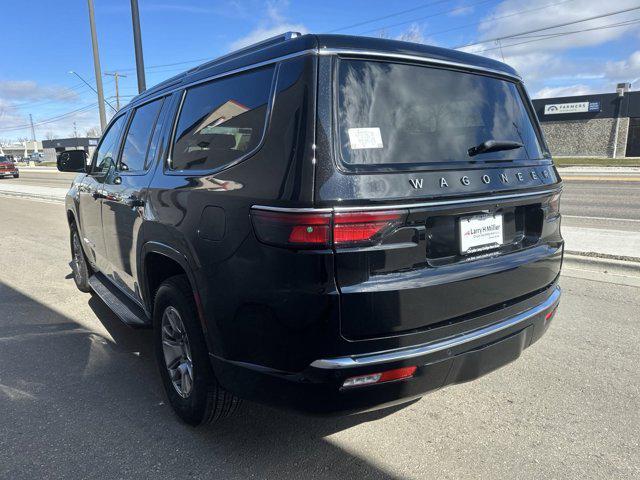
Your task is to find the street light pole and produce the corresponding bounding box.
[130,0,147,93]
[87,0,107,132]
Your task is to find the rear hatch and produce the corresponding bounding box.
[315,55,563,340]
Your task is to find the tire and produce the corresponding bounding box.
[153,275,240,426]
[70,225,92,293]
[13,173,19,178]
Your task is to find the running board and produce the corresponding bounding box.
[89,273,151,328]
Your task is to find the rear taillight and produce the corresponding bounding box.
[251,210,331,248]
[251,208,407,249]
[342,366,417,388]
[334,210,405,247]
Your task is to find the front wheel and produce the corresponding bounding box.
[13,173,19,178]
[154,275,240,426]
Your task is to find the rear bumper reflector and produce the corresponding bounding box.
[342,366,417,388]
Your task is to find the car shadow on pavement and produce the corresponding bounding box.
[0,281,407,479]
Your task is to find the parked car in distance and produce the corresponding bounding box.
[58,33,563,426]
[0,156,19,178]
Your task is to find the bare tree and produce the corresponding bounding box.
[85,126,101,138]
[397,25,425,44]
[44,131,56,140]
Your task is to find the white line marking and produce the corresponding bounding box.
[563,215,640,223]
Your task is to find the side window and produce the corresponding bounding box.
[171,65,275,172]
[144,99,169,171]
[93,115,127,177]
[120,98,164,173]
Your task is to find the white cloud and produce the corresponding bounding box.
[458,0,640,96]
[470,0,640,55]
[605,50,640,81]
[534,84,596,98]
[449,4,475,17]
[229,0,307,51]
[0,81,79,103]
[0,80,92,139]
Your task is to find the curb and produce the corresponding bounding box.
[563,252,640,276]
[0,191,65,203]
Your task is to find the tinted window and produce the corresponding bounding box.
[171,66,274,171]
[93,115,127,176]
[144,100,169,171]
[337,59,544,167]
[120,98,164,172]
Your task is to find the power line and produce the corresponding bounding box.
[470,17,640,53]
[328,0,457,33]
[455,5,640,49]
[115,56,214,73]
[502,17,640,39]
[358,0,497,35]
[424,0,578,39]
[104,1,486,78]
[0,103,98,132]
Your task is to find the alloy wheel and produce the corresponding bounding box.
[161,306,194,398]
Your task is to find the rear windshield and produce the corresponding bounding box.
[337,59,545,167]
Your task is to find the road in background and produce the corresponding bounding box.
[4,166,640,256]
[0,195,638,480]
[8,168,76,189]
[561,172,640,232]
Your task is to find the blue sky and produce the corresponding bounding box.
[1,0,639,140]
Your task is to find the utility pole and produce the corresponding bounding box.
[105,72,127,110]
[29,114,36,142]
[87,0,107,132]
[130,0,147,93]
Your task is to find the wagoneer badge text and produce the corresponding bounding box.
[409,168,551,189]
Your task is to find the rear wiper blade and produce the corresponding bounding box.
[468,140,523,157]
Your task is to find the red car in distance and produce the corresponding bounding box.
[0,156,19,178]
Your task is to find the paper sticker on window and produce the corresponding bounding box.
[347,128,384,149]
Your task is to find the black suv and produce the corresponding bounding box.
[60,33,563,425]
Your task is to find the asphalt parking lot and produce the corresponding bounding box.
[0,195,639,480]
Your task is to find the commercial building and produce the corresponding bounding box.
[532,84,639,158]
[0,140,43,160]
[41,137,99,163]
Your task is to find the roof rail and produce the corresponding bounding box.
[195,31,302,72]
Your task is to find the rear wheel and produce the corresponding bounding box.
[13,173,19,178]
[70,225,91,292]
[153,275,240,426]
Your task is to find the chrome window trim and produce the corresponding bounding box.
[165,62,281,176]
[318,48,521,81]
[311,286,561,369]
[126,49,317,112]
[251,186,561,213]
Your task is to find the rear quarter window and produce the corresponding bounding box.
[170,66,275,172]
[337,59,545,168]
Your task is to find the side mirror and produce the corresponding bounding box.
[57,150,88,173]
